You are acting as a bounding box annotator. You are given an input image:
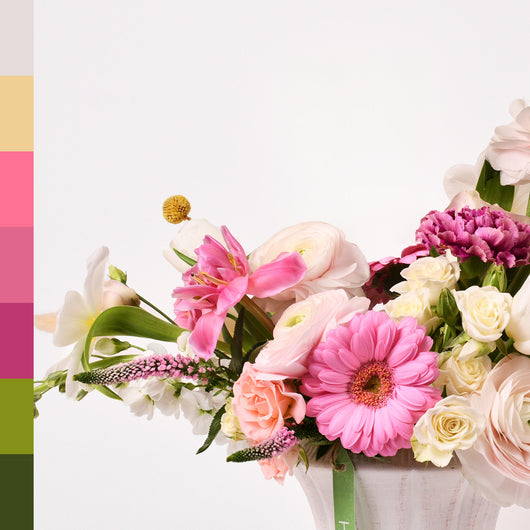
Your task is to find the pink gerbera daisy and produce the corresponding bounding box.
[300,311,441,457]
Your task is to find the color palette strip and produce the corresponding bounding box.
[0,2,34,528]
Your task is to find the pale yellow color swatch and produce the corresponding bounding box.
[0,76,33,151]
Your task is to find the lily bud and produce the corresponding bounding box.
[102,280,140,310]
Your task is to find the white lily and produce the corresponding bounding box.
[37,247,109,398]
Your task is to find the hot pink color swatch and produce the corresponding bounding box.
[0,151,33,227]
[0,227,33,303]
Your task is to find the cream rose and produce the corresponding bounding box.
[253,290,369,380]
[486,99,530,186]
[384,288,438,332]
[412,395,485,467]
[457,355,530,507]
[391,251,460,305]
[248,222,370,315]
[453,286,512,342]
[506,275,530,355]
[436,340,493,396]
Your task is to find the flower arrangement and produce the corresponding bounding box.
[35,99,530,509]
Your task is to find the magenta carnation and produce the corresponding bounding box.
[416,206,530,268]
[300,311,440,457]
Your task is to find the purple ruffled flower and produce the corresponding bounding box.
[416,206,530,268]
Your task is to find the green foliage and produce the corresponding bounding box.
[172,248,197,267]
[475,159,514,211]
[196,405,226,455]
[436,289,459,328]
[482,263,507,292]
[95,337,133,355]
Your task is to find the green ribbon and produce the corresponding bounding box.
[332,449,355,530]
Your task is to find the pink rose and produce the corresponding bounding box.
[232,363,306,443]
[248,222,370,318]
[457,355,530,507]
[253,290,369,380]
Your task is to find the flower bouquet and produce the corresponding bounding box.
[35,100,530,529]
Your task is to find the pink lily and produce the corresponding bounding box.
[172,226,307,359]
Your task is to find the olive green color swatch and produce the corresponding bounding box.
[0,379,33,454]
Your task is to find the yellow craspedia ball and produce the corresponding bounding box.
[163,195,191,224]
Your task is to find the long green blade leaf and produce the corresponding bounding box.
[196,405,226,454]
[82,306,184,370]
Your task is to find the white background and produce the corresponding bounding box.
[35,1,529,528]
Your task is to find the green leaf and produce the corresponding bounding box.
[429,246,440,258]
[82,306,185,371]
[229,308,245,378]
[196,405,226,454]
[94,384,123,400]
[244,340,267,364]
[436,289,459,328]
[108,264,127,283]
[316,444,332,461]
[507,265,530,296]
[88,354,137,370]
[475,159,515,211]
[172,248,197,267]
[459,256,490,283]
[298,446,309,472]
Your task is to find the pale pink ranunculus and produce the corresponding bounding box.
[258,446,299,484]
[253,290,369,380]
[248,222,370,317]
[506,275,530,355]
[457,355,530,507]
[486,99,530,186]
[232,362,306,443]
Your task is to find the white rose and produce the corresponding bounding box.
[220,398,245,441]
[412,395,485,467]
[391,251,460,305]
[384,288,438,332]
[486,98,530,186]
[248,222,370,315]
[505,275,530,355]
[163,218,224,273]
[436,341,493,396]
[453,286,512,342]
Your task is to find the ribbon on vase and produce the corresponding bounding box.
[332,449,355,530]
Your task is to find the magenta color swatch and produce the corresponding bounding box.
[0,152,33,227]
[0,227,33,303]
[0,304,33,378]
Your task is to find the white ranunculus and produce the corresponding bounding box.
[253,290,369,380]
[436,341,493,396]
[391,251,460,305]
[384,288,438,332]
[506,275,530,355]
[457,355,530,507]
[163,218,224,273]
[453,286,512,342]
[248,222,370,316]
[412,395,485,468]
[486,99,530,186]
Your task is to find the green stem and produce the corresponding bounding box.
[239,295,274,335]
[136,293,176,325]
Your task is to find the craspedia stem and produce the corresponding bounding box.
[163,195,191,224]
[227,427,299,463]
[74,353,216,385]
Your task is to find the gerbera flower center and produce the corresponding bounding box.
[350,361,394,408]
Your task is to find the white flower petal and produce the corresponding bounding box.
[53,291,93,347]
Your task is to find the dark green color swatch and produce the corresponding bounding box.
[0,454,33,529]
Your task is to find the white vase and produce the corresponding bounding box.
[294,449,501,530]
